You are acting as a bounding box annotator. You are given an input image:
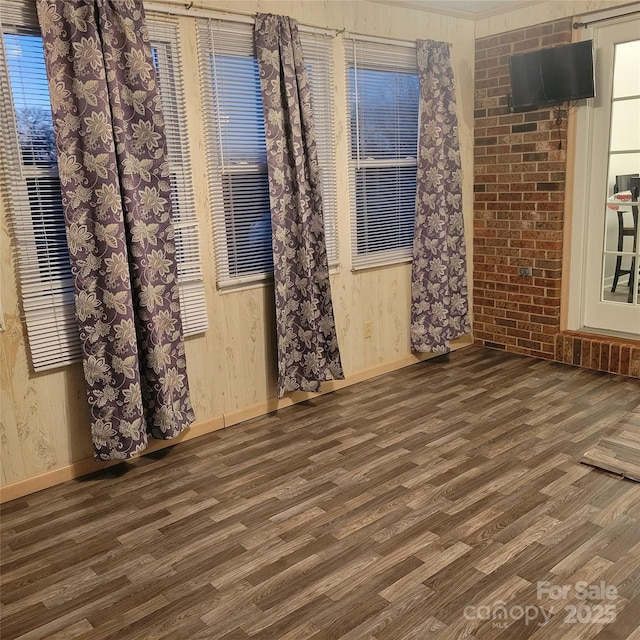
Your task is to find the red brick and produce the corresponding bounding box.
[525,24,553,39]
[542,33,571,46]
[499,31,526,45]
[590,343,601,369]
[518,339,542,351]
[475,193,498,202]
[535,202,565,212]
[630,349,640,378]
[599,344,611,371]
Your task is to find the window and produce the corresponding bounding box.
[0,1,79,370]
[197,19,337,288]
[0,4,206,371]
[147,15,208,336]
[301,30,338,269]
[345,38,419,269]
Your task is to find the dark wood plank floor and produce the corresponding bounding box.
[2,346,640,640]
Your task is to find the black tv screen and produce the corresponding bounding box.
[509,50,544,112]
[509,40,595,112]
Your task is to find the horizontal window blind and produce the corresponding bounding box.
[147,14,208,335]
[0,3,206,371]
[198,19,339,288]
[345,38,419,270]
[0,0,79,370]
[299,30,338,267]
[198,19,272,287]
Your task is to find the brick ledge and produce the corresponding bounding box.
[555,332,640,378]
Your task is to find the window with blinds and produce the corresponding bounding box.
[0,4,206,372]
[345,38,419,270]
[300,31,338,270]
[197,19,338,289]
[147,15,208,337]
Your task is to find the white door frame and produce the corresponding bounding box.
[567,16,640,336]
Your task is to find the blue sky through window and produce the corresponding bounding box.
[213,54,266,165]
[349,68,419,160]
[5,33,57,167]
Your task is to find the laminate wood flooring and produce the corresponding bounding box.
[2,346,640,640]
[582,406,640,481]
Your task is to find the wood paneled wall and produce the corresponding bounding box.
[0,0,476,496]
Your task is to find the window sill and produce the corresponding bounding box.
[217,263,342,295]
[569,327,640,344]
[351,255,412,273]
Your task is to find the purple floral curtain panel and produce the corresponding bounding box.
[411,40,470,352]
[254,14,344,398]
[36,0,194,460]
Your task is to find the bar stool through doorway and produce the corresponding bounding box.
[611,174,639,299]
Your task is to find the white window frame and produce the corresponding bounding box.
[345,36,419,271]
[0,3,206,372]
[197,17,338,290]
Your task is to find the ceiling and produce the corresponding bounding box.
[374,0,544,19]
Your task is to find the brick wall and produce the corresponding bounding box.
[472,18,640,378]
[473,18,572,361]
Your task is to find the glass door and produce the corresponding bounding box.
[602,40,639,306]
[581,19,640,335]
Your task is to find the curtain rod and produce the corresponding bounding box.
[573,3,640,28]
[144,1,338,35]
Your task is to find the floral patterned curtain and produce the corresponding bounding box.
[411,40,470,352]
[254,14,344,398]
[36,0,194,460]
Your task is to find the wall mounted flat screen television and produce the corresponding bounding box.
[509,40,595,112]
